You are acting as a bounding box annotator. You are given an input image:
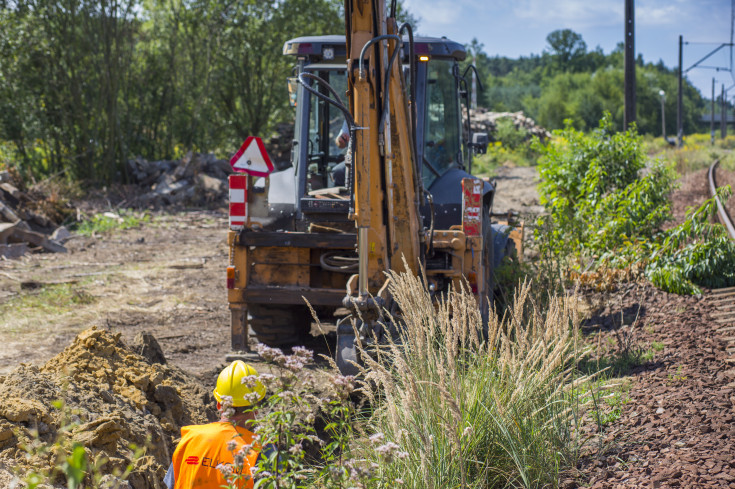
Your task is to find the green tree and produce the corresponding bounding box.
[545,28,587,72]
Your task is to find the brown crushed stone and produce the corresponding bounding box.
[0,327,217,488]
[568,284,735,488]
[667,168,710,228]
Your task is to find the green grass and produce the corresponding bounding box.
[588,380,631,428]
[472,142,538,176]
[74,210,150,236]
[644,132,735,174]
[0,283,95,322]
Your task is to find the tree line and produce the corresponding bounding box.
[0,4,710,183]
[0,0,343,182]
[465,29,707,137]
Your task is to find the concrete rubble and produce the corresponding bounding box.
[469,108,552,141]
[0,180,70,259]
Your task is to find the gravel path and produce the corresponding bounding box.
[570,285,735,488]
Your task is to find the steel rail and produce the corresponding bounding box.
[707,159,735,240]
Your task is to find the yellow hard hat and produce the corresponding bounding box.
[213,361,266,407]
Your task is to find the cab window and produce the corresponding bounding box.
[422,59,462,188]
[305,69,348,193]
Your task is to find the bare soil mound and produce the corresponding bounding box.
[0,327,217,488]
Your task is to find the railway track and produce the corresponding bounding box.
[706,159,735,361]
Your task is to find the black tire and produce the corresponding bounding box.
[248,304,311,346]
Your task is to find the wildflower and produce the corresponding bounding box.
[216,463,233,478]
[284,355,305,372]
[226,440,238,452]
[375,441,400,456]
[462,425,474,438]
[240,375,260,388]
[288,443,303,455]
[291,345,314,362]
[330,374,356,399]
[243,391,262,404]
[233,445,251,468]
[258,373,277,385]
[395,478,404,484]
[255,343,286,363]
[219,395,235,420]
[375,441,408,463]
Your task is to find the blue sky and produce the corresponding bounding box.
[404,0,733,100]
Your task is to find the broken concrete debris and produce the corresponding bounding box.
[469,109,551,142]
[0,181,68,258]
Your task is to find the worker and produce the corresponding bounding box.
[332,121,350,186]
[163,361,267,489]
[335,120,350,149]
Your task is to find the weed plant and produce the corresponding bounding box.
[74,210,149,236]
[349,271,591,488]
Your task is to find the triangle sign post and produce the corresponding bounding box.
[229,136,274,177]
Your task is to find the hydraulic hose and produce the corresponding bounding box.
[357,34,403,141]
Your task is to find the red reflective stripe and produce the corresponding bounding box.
[229,175,248,189]
[230,202,246,216]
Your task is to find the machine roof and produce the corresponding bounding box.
[283,35,466,61]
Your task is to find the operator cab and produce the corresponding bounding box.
[283,35,492,231]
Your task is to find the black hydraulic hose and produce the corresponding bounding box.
[298,72,354,129]
[358,34,402,140]
[398,22,417,171]
[390,0,397,18]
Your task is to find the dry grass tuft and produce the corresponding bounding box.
[352,270,591,488]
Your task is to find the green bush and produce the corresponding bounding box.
[535,112,735,294]
[535,112,675,260]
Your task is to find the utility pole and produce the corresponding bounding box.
[677,35,683,147]
[624,0,636,130]
[712,78,716,145]
[722,84,728,139]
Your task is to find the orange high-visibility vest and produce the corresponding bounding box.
[171,421,259,489]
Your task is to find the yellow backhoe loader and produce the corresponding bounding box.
[225,0,519,373]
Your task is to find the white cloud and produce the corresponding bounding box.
[403,0,463,26]
[512,0,619,27]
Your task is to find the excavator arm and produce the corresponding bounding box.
[344,0,422,297]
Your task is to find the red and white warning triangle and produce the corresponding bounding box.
[230,136,274,177]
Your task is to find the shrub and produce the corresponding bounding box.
[645,186,735,294]
[534,112,675,261]
[535,113,735,294]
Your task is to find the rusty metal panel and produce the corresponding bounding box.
[249,247,310,286]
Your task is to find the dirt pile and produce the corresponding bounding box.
[0,327,217,488]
